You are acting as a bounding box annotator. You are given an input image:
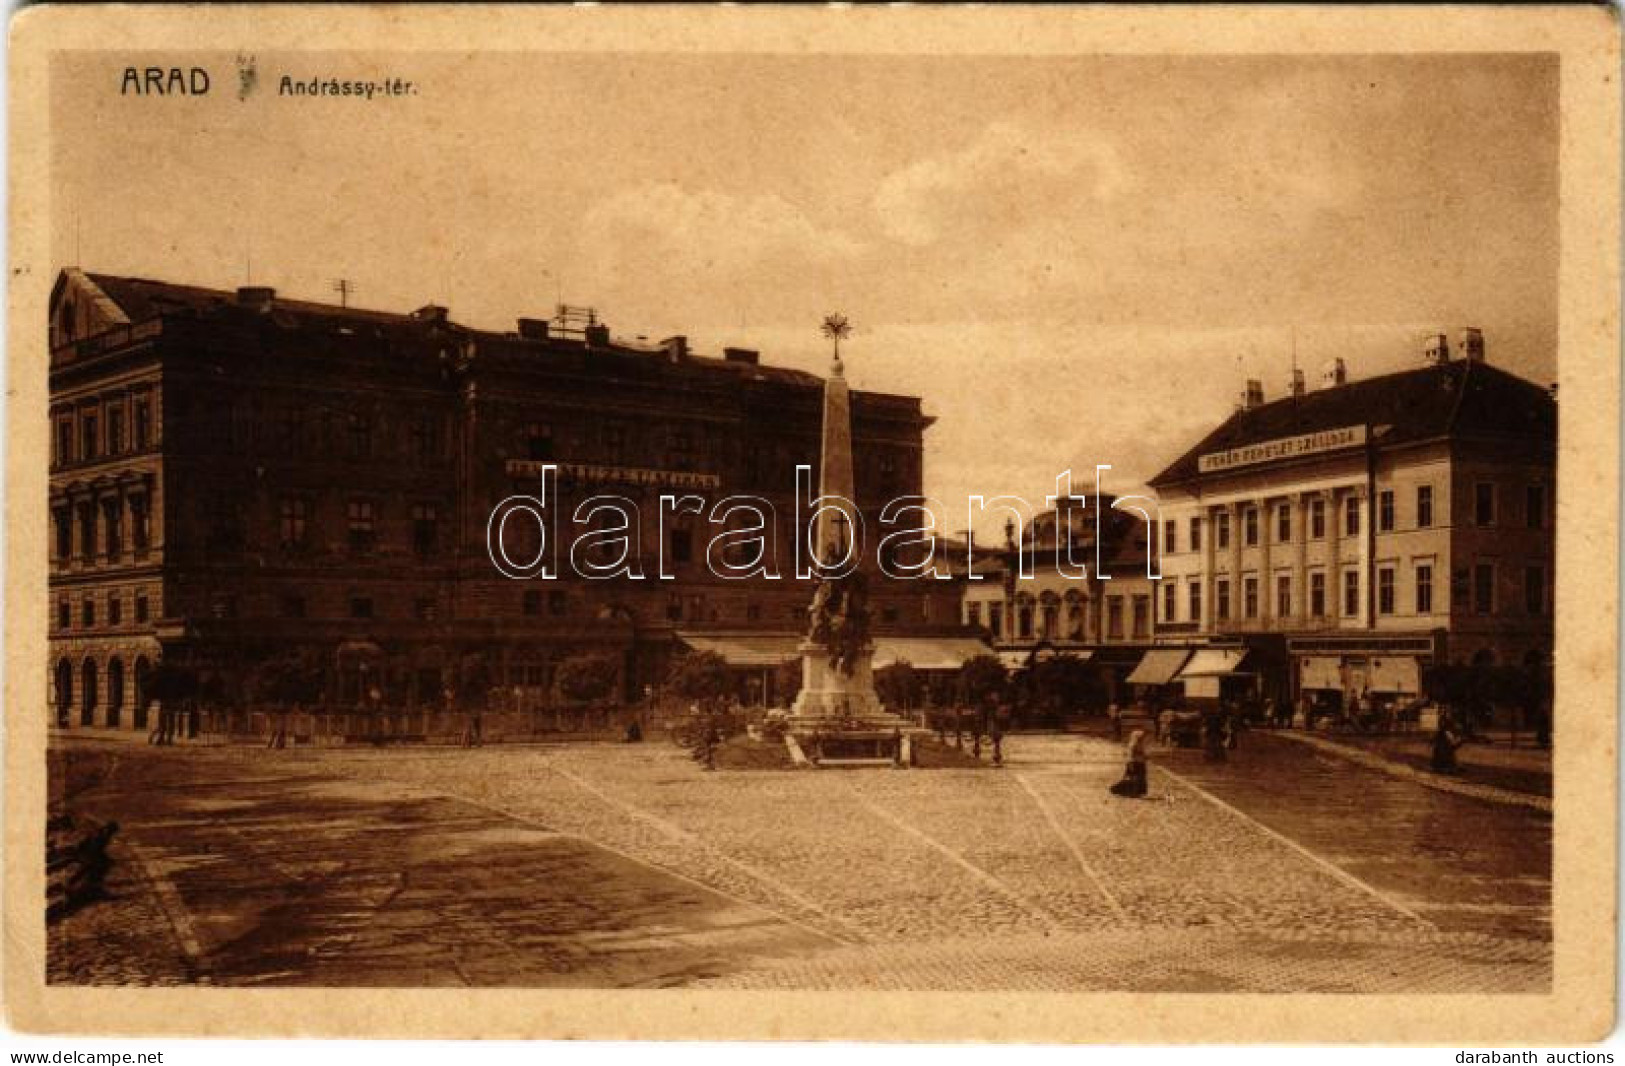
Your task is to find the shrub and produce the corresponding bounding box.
[555,653,620,705]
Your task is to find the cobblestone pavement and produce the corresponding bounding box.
[48,732,1551,990]
[1272,730,1552,810]
[1150,732,1551,940]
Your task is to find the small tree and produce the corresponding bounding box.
[666,650,735,709]
[874,660,921,714]
[1025,653,1096,726]
[954,654,1008,750]
[667,651,751,767]
[555,653,620,728]
[257,651,325,708]
[773,657,803,707]
[957,654,1008,709]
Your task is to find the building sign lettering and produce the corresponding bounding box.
[1197,424,1368,473]
[505,459,720,491]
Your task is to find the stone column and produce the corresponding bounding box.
[1201,504,1216,632]
[1226,501,1242,624]
[1294,493,1310,628]
[1258,497,1273,626]
[1324,488,1341,625]
[1353,485,1371,629]
[115,484,132,559]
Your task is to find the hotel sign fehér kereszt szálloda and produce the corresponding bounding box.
[1197,424,1368,474]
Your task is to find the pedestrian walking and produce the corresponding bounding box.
[1109,729,1150,798]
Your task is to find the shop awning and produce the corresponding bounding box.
[997,647,1094,671]
[872,637,992,672]
[1176,648,1251,679]
[1369,655,1422,694]
[1298,656,1344,691]
[676,633,995,674]
[676,633,801,668]
[1127,648,1193,686]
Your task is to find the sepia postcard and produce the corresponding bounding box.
[5,3,1620,1044]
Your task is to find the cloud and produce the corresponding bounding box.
[580,182,866,281]
[872,120,1127,246]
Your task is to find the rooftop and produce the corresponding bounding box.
[55,270,864,395]
[1149,357,1556,488]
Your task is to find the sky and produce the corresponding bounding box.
[52,51,1558,536]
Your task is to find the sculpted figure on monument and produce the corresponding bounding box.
[809,568,871,677]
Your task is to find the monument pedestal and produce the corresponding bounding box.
[788,641,909,763]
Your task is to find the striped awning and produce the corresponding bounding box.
[1126,648,1193,686]
[676,633,801,668]
[1176,648,1251,679]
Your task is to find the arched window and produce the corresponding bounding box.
[1039,591,1061,637]
[134,657,152,731]
[54,659,73,727]
[107,658,125,727]
[1063,589,1086,639]
[80,659,98,727]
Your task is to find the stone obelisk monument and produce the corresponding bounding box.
[788,315,905,749]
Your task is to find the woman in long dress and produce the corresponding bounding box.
[1109,729,1150,798]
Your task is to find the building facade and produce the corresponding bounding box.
[47,269,965,730]
[959,497,1159,703]
[1148,330,1556,711]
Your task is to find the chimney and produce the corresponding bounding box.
[236,286,275,311]
[723,346,759,365]
[1422,332,1450,366]
[1319,357,1347,389]
[412,305,449,324]
[1241,378,1265,410]
[1289,367,1305,397]
[584,323,610,347]
[660,335,689,362]
[1456,327,1485,363]
[517,317,550,341]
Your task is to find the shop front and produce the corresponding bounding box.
[1175,647,1259,707]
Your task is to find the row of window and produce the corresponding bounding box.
[1162,482,1548,554]
[267,408,445,463]
[55,592,151,630]
[51,495,152,563]
[51,394,155,468]
[1158,560,1548,623]
[964,595,1151,641]
[277,497,442,556]
[57,586,918,630]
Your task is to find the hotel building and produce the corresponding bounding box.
[1147,330,1556,708]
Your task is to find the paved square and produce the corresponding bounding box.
[50,732,1551,991]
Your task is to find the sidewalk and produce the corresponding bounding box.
[1272,731,1552,813]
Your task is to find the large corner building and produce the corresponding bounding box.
[47,269,966,730]
[1148,330,1556,710]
